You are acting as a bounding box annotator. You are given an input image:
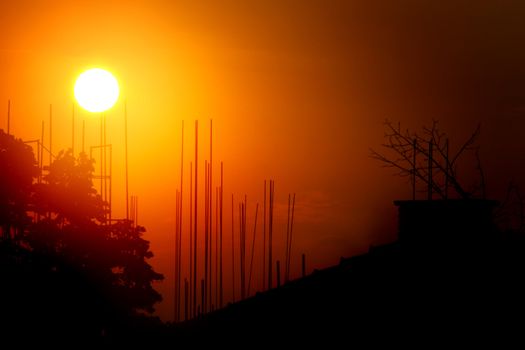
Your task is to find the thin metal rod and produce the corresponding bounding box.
[109,145,112,223]
[268,180,274,289]
[247,203,259,296]
[174,190,180,322]
[125,102,129,220]
[103,114,108,221]
[231,194,235,303]
[82,120,85,154]
[100,115,103,202]
[49,104,52,165]
[263,180,266,290]
[215,186,218,307]
[219,162,223,308]
[285,194,291,282]
[208,119,213,305]
[72,103,75,155]
[40,121,44,183]
[178,120,184,319]
[135,196,139,226]
[287,193,296,281]
[204,161,209,313]
[189,161,193,318]
[192,120,198,317]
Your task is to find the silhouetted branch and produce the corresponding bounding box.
[370,120,484,199]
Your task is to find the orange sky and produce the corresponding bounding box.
[2,0,525,321]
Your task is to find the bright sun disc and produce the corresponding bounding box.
[74,68,119,113]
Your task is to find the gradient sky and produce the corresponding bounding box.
[2,0,525,321]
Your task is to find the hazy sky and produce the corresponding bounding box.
[2,0,525,321]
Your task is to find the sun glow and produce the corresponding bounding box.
[74,68,120,113]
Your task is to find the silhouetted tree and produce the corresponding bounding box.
[0,130,38,240]
[370,120,485,199]
[0,130,163,341]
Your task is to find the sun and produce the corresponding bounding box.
[74,68,120,113]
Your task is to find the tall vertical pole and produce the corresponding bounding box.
[268,180,274,289]
[174,191,180,322]
[219,162,223,308]
[204,161,209,313]
[125,102,129,220]
[192,121,198,317]
[72,103,75,155]
[208,119,213,308]
[103,114,108,219]
[231,194,235,303]
[109,145,112,223]
[240,202,245,300]
[178,121,184,319]
[82,120,85,154]
[215,186,218,307]
[40,121,44,183]
[287,193,296,281]
[263,180,266,290]
[247,203,259,296]
[49,104,52,165]
[100,115,103,203]
[285,194,291,282]
[189,162,193,318]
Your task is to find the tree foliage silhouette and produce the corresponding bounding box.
[0,130,163,341]
[0,130,38,240]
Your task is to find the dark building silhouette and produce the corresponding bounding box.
[394,199,499,245]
